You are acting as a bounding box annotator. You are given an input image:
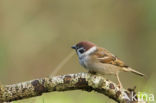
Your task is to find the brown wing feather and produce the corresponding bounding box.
[93,47,128,67]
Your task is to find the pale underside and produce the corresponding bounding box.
[80,55,122,75]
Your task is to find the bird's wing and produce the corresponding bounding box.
[91,47,144,76]
[93,47,128,67]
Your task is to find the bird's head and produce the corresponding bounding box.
[72,41,96,58]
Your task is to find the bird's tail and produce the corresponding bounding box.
[123,67,144,77]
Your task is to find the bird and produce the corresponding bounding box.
[71,41,144,88]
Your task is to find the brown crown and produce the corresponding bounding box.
[76,41,96,51]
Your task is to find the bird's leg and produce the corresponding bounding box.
[116,73,123,88]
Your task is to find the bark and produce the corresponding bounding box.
[0,73,146,103]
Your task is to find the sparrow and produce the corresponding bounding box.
[72,41,144,88]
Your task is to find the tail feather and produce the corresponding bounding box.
[123,67,144,77]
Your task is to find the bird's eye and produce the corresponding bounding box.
[79,49,85,54]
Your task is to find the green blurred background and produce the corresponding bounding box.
[0,0,156,103]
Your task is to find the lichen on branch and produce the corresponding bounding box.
[0,73,145,103]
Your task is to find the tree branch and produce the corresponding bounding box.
[0,73,145,103]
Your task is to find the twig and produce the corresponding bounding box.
[0,73,146,103]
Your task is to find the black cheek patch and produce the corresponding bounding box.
[79,49,85,54]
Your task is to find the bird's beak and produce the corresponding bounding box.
[71,45,76,49]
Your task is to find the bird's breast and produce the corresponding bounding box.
[79,56,121,75]
[79,56,90,69]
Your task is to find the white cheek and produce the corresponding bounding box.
[77,48,85,58]
[77,46,96,59]
[77,51,84,58]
